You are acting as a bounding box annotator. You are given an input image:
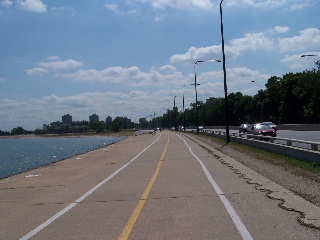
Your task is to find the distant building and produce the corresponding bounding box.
[106,116,112,123]
[89,113,99,122]
[118,117,132,128]
[62,114,72,125]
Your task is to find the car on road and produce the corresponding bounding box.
[239,123,252,133]
[248,123,277,138]
[263,122,277,131]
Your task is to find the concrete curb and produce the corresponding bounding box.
[182,133,320,229]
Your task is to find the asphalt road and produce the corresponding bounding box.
[1,131,319,239]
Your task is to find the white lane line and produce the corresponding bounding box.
[20,134,162,240]
[178,135,254,240]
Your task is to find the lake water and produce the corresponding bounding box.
[0,136,125,179]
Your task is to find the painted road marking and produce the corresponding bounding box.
[19,134,162,240]
[179,135,254,240]
[119,135,170,240]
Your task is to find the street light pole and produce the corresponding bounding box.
[183,92,186,132]
[193,64,200,134]
[220,0,230,143]
[194,60,221,134]
[174,96,177,130]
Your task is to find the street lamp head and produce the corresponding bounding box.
[301,54,319,57]
[195,60,222,64]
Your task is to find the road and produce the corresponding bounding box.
[1,131,319,239]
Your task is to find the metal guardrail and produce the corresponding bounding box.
[202,130,320,152]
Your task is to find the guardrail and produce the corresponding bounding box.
[200,129,320,164]
[203,129,320,151]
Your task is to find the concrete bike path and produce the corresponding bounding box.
[0,131,319,239]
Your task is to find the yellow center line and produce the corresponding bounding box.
[118,135,170,240]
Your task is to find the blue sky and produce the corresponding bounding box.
[0,0,319,131]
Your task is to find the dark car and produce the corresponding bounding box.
[248,123,277,138]
[239,123,252,133]
[263,122,277,131]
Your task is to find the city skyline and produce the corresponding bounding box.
[0,0,319,131]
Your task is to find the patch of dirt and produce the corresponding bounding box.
[190,134,320,207]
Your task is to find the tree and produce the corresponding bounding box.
[139,118,148,129]
[90,121,105,132]
[0,130,10,136]
[11,126,25,135]
[263,76,282,122]
[111,117,122,132]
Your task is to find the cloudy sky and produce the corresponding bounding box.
[0,0,319,131]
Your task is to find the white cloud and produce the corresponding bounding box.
[17,0,47,13]
[281,54,306,69]
[273,26,289,34]
[230,32,274,52]
[26,67,48,76]
[254,0,287,9]
[226,0,288,9]
[1,0,13,7]
[159,65,177,74]
[104,4,123,15]
[62,66,185,87]
[279,28,320,52]
[38,59,83,70]
[0,77,6,81]
[48,56,60,61]
[285,2,313,11]
[170,32,274,64]
[133,0,213,10]
[154,16,162,22]
[170,46,222,64]
[225,0,254,7]
[27,58,83,76]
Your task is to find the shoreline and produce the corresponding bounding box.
[1,131,135,139]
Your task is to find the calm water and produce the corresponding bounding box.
[0,136,125,179]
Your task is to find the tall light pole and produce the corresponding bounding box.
[182,85,186,132]
[174,96,177,130]
[194,60,221,134]
[220,0,230,143]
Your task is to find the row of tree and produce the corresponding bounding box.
[0,117,134,136]
[145,67,320,129]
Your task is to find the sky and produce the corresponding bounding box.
[0,0,319,131]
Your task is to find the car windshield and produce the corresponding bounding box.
[256,124,271,130]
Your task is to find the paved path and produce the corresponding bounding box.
[1,131,319,239]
